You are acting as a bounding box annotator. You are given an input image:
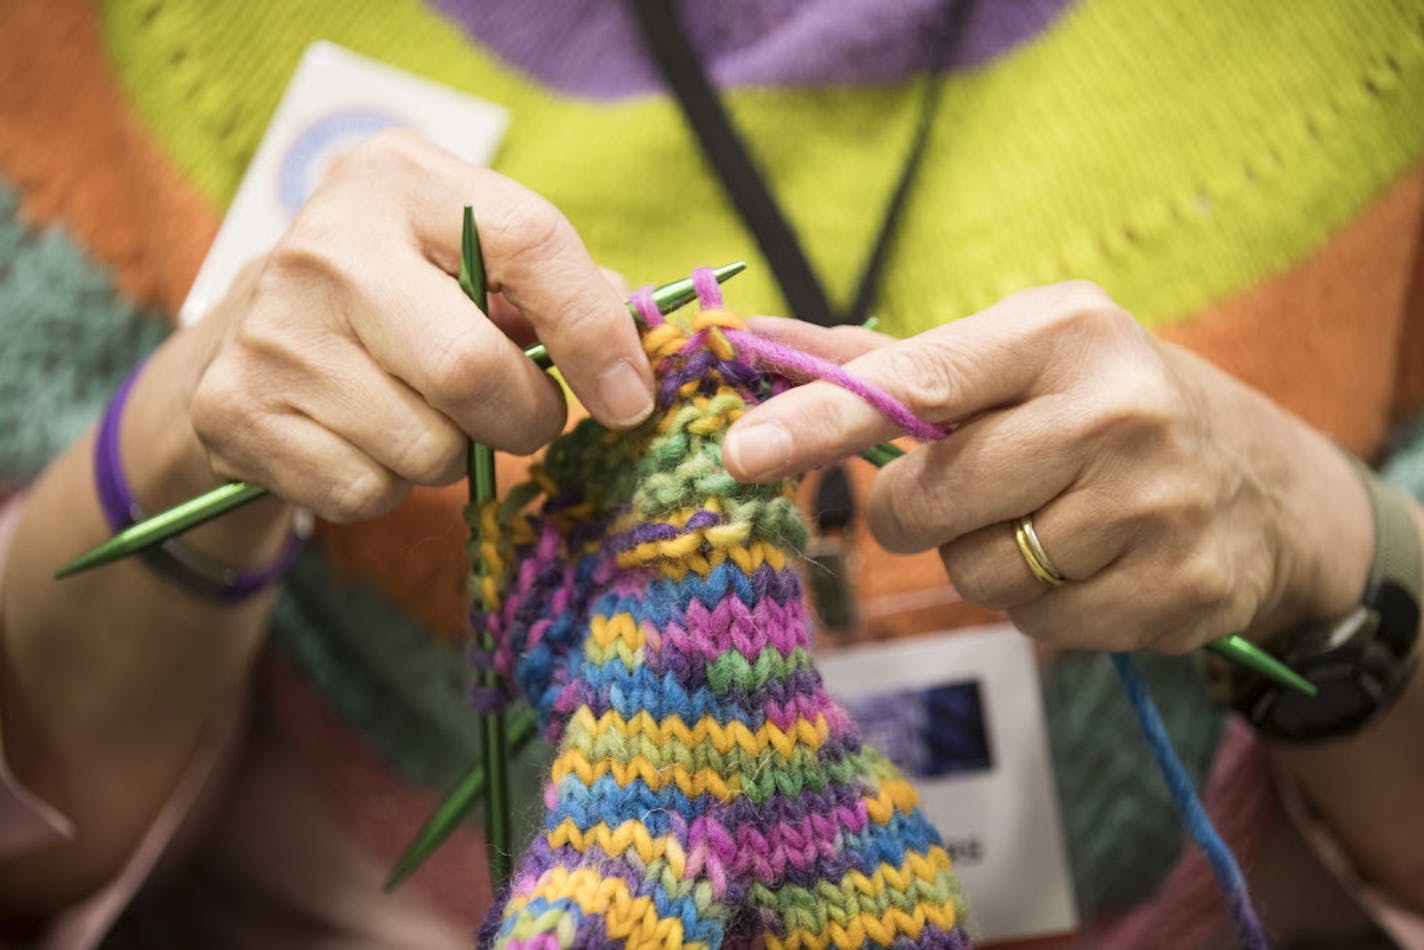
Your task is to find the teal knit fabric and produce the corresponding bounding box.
[1384,416,1424,501]
[0,178,168,485]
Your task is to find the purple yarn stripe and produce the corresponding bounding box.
[431,0,1078,101]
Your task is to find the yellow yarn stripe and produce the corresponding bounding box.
[546,819,688,875]
[503,867,707,949]
[625,542,791,579]
[543,819,957,921]
[550,749,741,800]
[769,903,958,950]
[864,779,922,823]
[567,708,831,757]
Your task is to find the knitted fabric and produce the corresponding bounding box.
[471,302,968,948]
[100,0,1424,329]
[7,2,1424,941]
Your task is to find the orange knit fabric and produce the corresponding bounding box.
[1160,164,1424,457]
[0,0,217,315]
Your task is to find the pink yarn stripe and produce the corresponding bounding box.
[722,327,948,443]
[631,285,663,326]
[636,268,948,444]
[692,266,725,308]
[690,264,947,442]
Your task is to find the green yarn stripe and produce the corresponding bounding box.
[101,0,1424,331]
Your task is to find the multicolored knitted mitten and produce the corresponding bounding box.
[472,290,970,948]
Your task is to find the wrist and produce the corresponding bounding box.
[118,325,296,571]
[1259,425,1373,640]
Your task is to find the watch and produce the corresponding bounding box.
[1226,460,1421,743]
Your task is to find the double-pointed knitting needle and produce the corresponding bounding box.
[53,260,750,580]
[460,207,514,889]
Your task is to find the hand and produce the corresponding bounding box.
[722,282,1373,654]
[184,130,653,524]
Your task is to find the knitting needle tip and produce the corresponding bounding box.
[54,481,270,580]
[1206,635,1317,697]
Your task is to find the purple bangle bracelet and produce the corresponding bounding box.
[95,363,306,603]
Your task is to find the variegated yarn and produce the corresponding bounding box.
[469,273,969,948]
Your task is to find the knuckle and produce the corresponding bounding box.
[883,343,960,413]
[1130,473,1214,538]
[332,128,431,180]
[1041,283,1135,341]
[1054,279,1115,311]
[189,362,253,444]
[1172,553,1235,609]
[389,423,462,485]
[876,480,951,553]
[483,194,573,275]
[941,546,997,606]
[324,469,402,523]
[263,230,356,297]
[227,308,299,366]
[1070,356,1189,449]
[426,333,500,410]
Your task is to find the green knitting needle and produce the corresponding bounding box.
[460,207,516,890]
[383,708,538,892]
[53,260,751,580]
[385,268,1311,894]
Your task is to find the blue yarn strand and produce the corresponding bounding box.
[1111,652,1269,949]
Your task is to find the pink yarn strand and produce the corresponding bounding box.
[635,268,943,444]
[691,266,724,309]
[722,328,948,443]
[630,285,662,326]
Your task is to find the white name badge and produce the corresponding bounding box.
[817,625,1078,944]
[180,41,509,324]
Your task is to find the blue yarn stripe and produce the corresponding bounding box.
[1111,652,1269,949]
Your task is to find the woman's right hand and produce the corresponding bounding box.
[187,128,654,523]
[0,130,658,919]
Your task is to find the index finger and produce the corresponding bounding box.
[401,147,654,428]
[722,288,1078,481]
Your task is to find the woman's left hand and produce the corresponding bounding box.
[722,281,1373,654]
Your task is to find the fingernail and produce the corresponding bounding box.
[724,421,792,480]
[597,359,654,426]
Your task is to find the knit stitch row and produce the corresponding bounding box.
[470,283,969,948]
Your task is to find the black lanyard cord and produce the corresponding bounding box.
[629,0,974,326]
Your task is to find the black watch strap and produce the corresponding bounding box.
[1232,460,1421,742]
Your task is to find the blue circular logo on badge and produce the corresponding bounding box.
[278,110,405,213]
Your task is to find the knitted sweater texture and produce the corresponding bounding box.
[1,0,1422,945]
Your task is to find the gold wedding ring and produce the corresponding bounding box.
[1014,516,1068,588]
